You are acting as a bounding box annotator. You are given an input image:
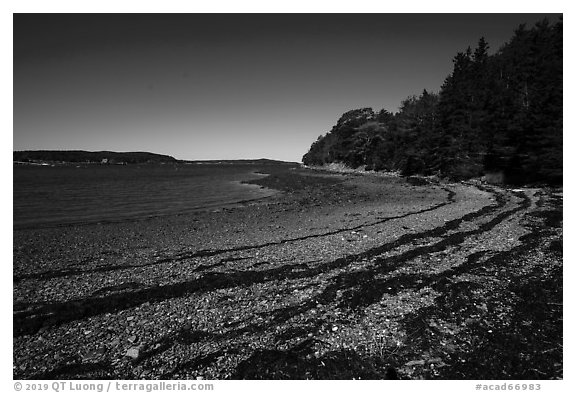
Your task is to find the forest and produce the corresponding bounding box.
[302,18,562,185]
[13,150,178,164]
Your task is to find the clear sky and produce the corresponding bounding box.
[13,13,560,162]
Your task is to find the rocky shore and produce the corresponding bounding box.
[13,166,562,379]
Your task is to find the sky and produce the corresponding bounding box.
[13,13,561,162]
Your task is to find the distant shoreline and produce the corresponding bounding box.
[13,150,300,167]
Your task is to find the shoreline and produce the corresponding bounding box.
[13,166,562,379]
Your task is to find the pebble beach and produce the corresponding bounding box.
[13,165,563,379]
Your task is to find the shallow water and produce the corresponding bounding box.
[13,163,278,229]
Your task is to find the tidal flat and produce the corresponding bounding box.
[13,164,562,379]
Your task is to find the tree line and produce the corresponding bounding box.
[13,150,178,164]
[302,18,562,185]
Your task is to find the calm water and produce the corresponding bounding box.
[13,163,279,229]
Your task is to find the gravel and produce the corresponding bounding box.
[13,167,562,380]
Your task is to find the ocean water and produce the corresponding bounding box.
[13,163,279,229]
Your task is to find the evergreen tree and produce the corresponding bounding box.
[302,17,562,185]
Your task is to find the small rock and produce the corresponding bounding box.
[125,346,142,360]
[182,322,193,330]
[332,326,338,332]
[82,348,105,362]
[128,335,138,343]
[406,359,426,367]
[127,316,135,321]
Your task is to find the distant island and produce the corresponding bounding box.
[13,150,298,166]
[13,150,178,165]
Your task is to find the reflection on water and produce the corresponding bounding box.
[13,163,277,229]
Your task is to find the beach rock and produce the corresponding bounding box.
[82,348,105,362]
[406,359,426,367]
[125,346,142,360]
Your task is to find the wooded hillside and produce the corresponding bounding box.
[302,18,562,185]
[13,150,178,164]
